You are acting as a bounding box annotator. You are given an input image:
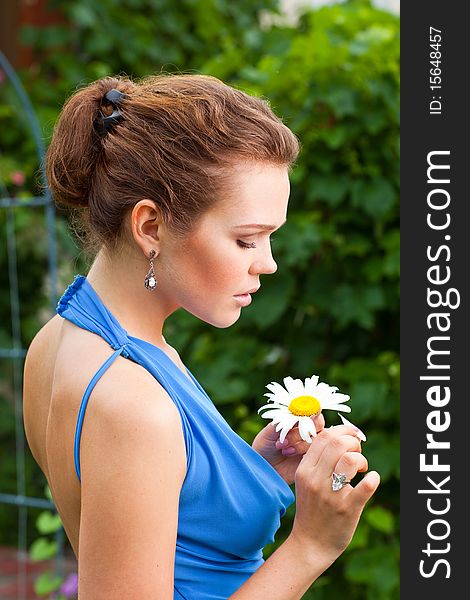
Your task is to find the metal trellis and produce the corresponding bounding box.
[0,50,65,599]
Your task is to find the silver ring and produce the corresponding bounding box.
[331,472,350,492]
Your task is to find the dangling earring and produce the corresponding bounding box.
[144,249,157,291]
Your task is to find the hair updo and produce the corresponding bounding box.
[46,73,301,259]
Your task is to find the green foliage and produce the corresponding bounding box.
[34,571,63,596]
[18,0,281,141]
[0,0,399,597]
[36,510,64,535]
[194,3,400,597]
[30,537,60,562]
[28,486,73,597]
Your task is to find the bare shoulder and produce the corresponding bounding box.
[76,338,187,598]
[77,344,188,488]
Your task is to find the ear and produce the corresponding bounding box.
[130,199,166,257]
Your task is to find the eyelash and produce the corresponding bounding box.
[237,237,275,250]
[237,240,257,249]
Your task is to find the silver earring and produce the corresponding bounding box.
[144,249,157,291]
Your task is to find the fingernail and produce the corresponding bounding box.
[283,447,296,455]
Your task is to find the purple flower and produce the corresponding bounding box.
[59,572,78,597]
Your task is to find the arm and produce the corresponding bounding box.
[228,534,334,600]
[233,427,380,599]
[77,359,187,599]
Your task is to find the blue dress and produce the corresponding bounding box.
[56,274,295,600]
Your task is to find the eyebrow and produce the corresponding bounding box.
[233,220,287,232]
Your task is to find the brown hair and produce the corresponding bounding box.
[46,73,301,258]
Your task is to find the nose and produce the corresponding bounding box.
[249,245,278,275]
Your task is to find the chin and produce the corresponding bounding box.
[206,313,241,329]
[188,306,241,329]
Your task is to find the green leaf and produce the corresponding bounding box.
[351,178,396,219]
[345,546,399,594]
[244,271,296,329]
[316,283,385,330]
[349,381,388,420]
[346,520,370,551]
[69,4,97,27]
[36,511,63,534]
[33,571,63,596]
[365,505,395,533]
[44,485,53,501]
[29,538,59,562]
[366,431,400,481]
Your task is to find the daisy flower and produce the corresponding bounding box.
[258,375,351,444]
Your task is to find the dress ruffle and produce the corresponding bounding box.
[56,274,87,315]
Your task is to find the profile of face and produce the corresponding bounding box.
[156,161,290,328]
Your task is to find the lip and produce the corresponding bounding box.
[233,286,260,307]
[236,286,260,295]
[233,293,252,307]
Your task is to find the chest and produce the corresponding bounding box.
[166,377,294,559]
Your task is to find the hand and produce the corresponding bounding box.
[252,413,325,485]
[289,425,380,566]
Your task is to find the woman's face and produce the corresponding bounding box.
[158,161,290,328]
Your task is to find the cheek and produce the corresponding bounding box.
[178,238,244,292]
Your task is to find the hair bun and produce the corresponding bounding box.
[45,77,136,209]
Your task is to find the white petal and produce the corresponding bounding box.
[298,416,316,443]
[275,414,299,443]
[339,414,367,441]
[258,402,288,414]
[265,382,291,403]
[283,376,305,396]
[306,374,319,388]
[304,378,319,397]
[331,392,350,402]
[274,413,297,431]
[258,408,288,420]
[279,422,296,444]
[320,394,350,410]
[264,392,288,402]
[325,404,352,413]
[313,382,336,400]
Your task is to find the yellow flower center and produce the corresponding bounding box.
[288,395,321,417]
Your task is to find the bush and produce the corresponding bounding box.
[1,1,399,597]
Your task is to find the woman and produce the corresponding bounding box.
[22,74,380,599]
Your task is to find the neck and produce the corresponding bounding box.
[85,246,179,349]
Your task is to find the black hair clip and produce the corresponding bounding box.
[94,89,129,138]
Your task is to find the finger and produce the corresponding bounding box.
[331,421,365,442]
[275,412,325,449]
[279,438,311,456]
[313,413,325,433]
[312,434,362,479]
[302,426,362,467]
[275,417,348,451]
[333,452,368,484]
[278,425,324,455]
[348,471,381,509]
[275,418,316,449]
[275,427,297,448]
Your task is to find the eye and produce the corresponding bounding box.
[237,240,257,249]
[237,236,277,249]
